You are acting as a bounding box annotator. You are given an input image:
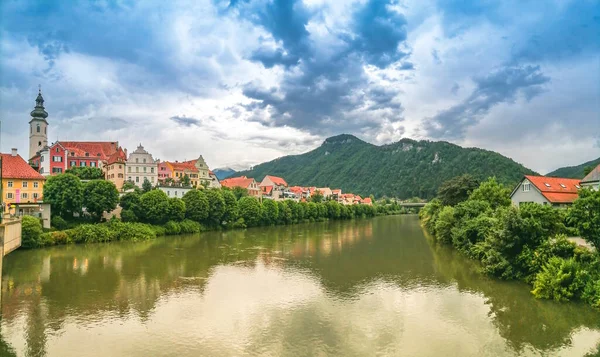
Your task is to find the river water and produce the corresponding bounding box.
[1,215,599,357]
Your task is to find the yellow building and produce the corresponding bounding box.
[103,147,127,190]
[1,149,49,227]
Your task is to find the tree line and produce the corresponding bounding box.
[420,175,600,310]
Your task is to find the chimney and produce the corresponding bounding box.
[11,148,17,157]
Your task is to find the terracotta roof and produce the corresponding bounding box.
[362,197,372,204]
[332,189,342,195]
[59,141,118,160]
[581,164,600,184]
[524,175,581,203]
[1,153,45,179]
[264,175,288,187]
[289,186,304,194]
[168,161,198,172]
[106,147,127,165]
[221,176,257,190]
[263,186,273,194]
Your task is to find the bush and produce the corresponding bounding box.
[531,257,587,302]
[51,216,68,230]
[434,206,455,244]
[71,224,115,244]
[107,221,156,242]
[164,221,181,235]
[179,219,202,234]
[21,216,44,249]
[150,225,167,236]
[120,209,138,222]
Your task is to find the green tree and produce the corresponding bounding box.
[21,216,43,248]
[43,174,84,219]
[167,197,186,222]
[83,180,119,221]
[310,190,324,203]
[261,199,279,225]
[122,180,137,191]
[437,174,480,206]
[568,189,600,249]
[221,189,239,224]
[232,186,248,200]
[469,177,511,209]
[142,179,153,193]
[205,189,225,226]
[120,191,141,211]
[65,166,105,180]
[138,189,170,224]
[182,190,209,222]
[181,174,191,187]
[239,196,261,227]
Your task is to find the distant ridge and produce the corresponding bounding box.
[236,134,537,199]
[212,167,236,180]
[546,157,600,179]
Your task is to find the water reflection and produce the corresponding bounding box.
[1,216,599,357]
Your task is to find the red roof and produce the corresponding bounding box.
[264,175,288,187]
[263,186,273,194]
[106,147,127,165]
[332,189,342,195]
[524,175,581,204]
[59,141,118,160]
[168,161,198,172]
[289,186,304,194]
[221,176,257,190]
[1,153,45,179]
[362,197,372,204]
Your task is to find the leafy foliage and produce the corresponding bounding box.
[437,174,479,206]
[236,134,536,199]
[21,216,43,248]
[138,190,170,224]
[182,190,209,222]
[238,196,262,227]
[568,189,600,249]
[83,180,119,221]
[43,174,84,219]
[65,166,104,180]
[142,179,153,193]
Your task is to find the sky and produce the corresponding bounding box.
[0,0,599,174]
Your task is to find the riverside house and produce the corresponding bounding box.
[510,175,582,208]
[259,175,288,200]
[221,176,262,198]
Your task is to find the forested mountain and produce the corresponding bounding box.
[546,157,600,179]
[235,134,537,199]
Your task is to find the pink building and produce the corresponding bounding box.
[157,161,173,182]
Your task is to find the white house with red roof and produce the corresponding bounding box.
[259,175,288,200]
[510,175,582,207]
[221,176,262,198]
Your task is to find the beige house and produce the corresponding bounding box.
[259,175,288,200]
[127,144,158,188]
[581,164,599,191]
[104,147,127,191]
[316,188,332,199]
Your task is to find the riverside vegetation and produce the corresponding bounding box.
[20,173,406,249]
[420,175,600,309]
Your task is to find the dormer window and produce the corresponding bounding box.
[85,152,89,157]
[544,183,551,187]
[71,152,75,156]
[576,185,581,189]
[559,184,566,188]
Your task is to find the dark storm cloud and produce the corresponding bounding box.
[228,0,409,134]
[170,116,202,127]
[424,65,550,139]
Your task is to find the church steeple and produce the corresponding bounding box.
[30,86,48,120]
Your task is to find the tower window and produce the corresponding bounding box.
[37,124,40,133]
[38,141,42,146]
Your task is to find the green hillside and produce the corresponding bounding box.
[235,134,537,199]
[546,157,600,179]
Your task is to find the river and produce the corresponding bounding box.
[1,215,599,356]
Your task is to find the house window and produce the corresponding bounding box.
[33,193,38,199]
[136,158,139,163]
[34,182,39,188]
[136,177,139,183]
[80,161,87,167]
[85,153,89,157]
[559,184,566,188]
[55,147,59,153]
[175,191,178,196]
[119,165,122,169]
[151,168,154,173]
[70,161,76,167]
[544,183,551,187]
[90,162,97,167]
[37,124,40,133]
[21,193,28,199]
[143,158,146,163]
[71,152,75,156]
[136,167,139,173]
[128,167,132,173]
[22,181,28,188]
[7,193,14,199]
[143,167,147,173]
[53,156,63,162]
[7,181,13,188]
[52,168,63,173]
[522,183,530,192]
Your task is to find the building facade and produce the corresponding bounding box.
[104,147,127,190]
[158,186,193,198]
[510,175,581,207]
[126,144,158,188]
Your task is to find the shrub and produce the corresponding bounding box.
[21,216,44,249]
[179,219,202,234]
[51,216,68,230]
[108,221,156,242]
[71,224,115,243]
[120,209,138,222]
[164,221,181,235]
[434,206,455,244]
[150,225,167,236]
[531,257,587,302]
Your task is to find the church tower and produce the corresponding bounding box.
[29,87,49,160]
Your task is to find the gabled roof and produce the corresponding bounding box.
[581,164,600,184]
[1,153,45,179]
[59,141,118,160]
[221,176,257,189]
[263,186,273,194]
[264,175,288,187]
[167,161,198,172]
[106,147,127,165]
[523,175,581,204]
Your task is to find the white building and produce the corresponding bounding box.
[126,144,158,188]
[158,186,193,198]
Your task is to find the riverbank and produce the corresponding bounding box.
[419,178,600,310]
